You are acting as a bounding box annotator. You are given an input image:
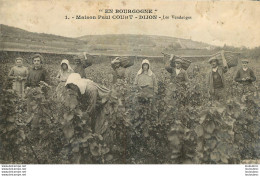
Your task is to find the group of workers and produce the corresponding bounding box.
[8,53,257,105]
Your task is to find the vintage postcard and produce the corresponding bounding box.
[0,0,259,170]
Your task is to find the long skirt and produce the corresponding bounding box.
[12,80,26,98]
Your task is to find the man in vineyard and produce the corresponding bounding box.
[25,54,51,88]
[111,56,133,106]
[111,57,127,84]
[234,59,256,96]
[25,54,51,115]
[207,56,228,102]
[165,57,189,89]
[73,53,92,78]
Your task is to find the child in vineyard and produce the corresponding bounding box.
[8,57,28,98]
[207,56,228,102]
[234,59,256,98]
[56,59,74,102]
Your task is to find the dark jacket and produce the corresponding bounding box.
[207,67,227,94]
[234,68,256,85]
[74,61,92,78]
[25,66,50,88]
[165,65,189,87]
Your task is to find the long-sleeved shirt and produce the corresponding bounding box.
[8,66,28,79]
[165,66,189,86]
[134,72,158,94]
[207,66,227,93]
[234,68,256,85]
[112,67,126,84]
[74,60,92,78]
[25,66,51,87]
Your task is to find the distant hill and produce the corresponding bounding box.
[0,24,216,56]
[0,24,88,54]
[78,34,216,56]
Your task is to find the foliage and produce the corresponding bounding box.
[0,55,259,164]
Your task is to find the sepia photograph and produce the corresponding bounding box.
[0,0,259,171]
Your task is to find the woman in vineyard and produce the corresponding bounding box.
[8,57,28,98]
[65,73,111,133]
[56,59,74,101]
[134,59,158,98]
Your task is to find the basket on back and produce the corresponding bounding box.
[111,56,134,69]
[74,52,94,67]
[210,50,241,68]
[162,52,191,71]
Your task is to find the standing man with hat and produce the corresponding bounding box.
[207,56,228,102]
[165,56,189,89]
[234,59,256,95]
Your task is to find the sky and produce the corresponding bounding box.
[0,0,259,48]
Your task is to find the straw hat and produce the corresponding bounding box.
[175,58,183,63]
[208,56,219,64]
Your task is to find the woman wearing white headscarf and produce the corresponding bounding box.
[65,73,111,133]
[56,59,74,82]
[56,59,74,101]
[134,59,158,97]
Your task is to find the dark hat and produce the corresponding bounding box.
[241,59,249,63]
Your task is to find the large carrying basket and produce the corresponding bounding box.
[74,52,94,67]
[162,53,191,70]
[111,56,134,69]
[210,50,241,68]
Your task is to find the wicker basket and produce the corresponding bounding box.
[211,51,240,68]
[119,57,134,68]
[167,54,191,70]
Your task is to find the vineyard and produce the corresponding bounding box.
[0,52,260,164]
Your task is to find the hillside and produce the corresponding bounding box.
[0,24,216,56]
[0,24,88,54]
[78,34,215,56]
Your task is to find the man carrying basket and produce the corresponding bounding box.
[73,52,92,78]
[165,55,190,90]
[207,55,228,102]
